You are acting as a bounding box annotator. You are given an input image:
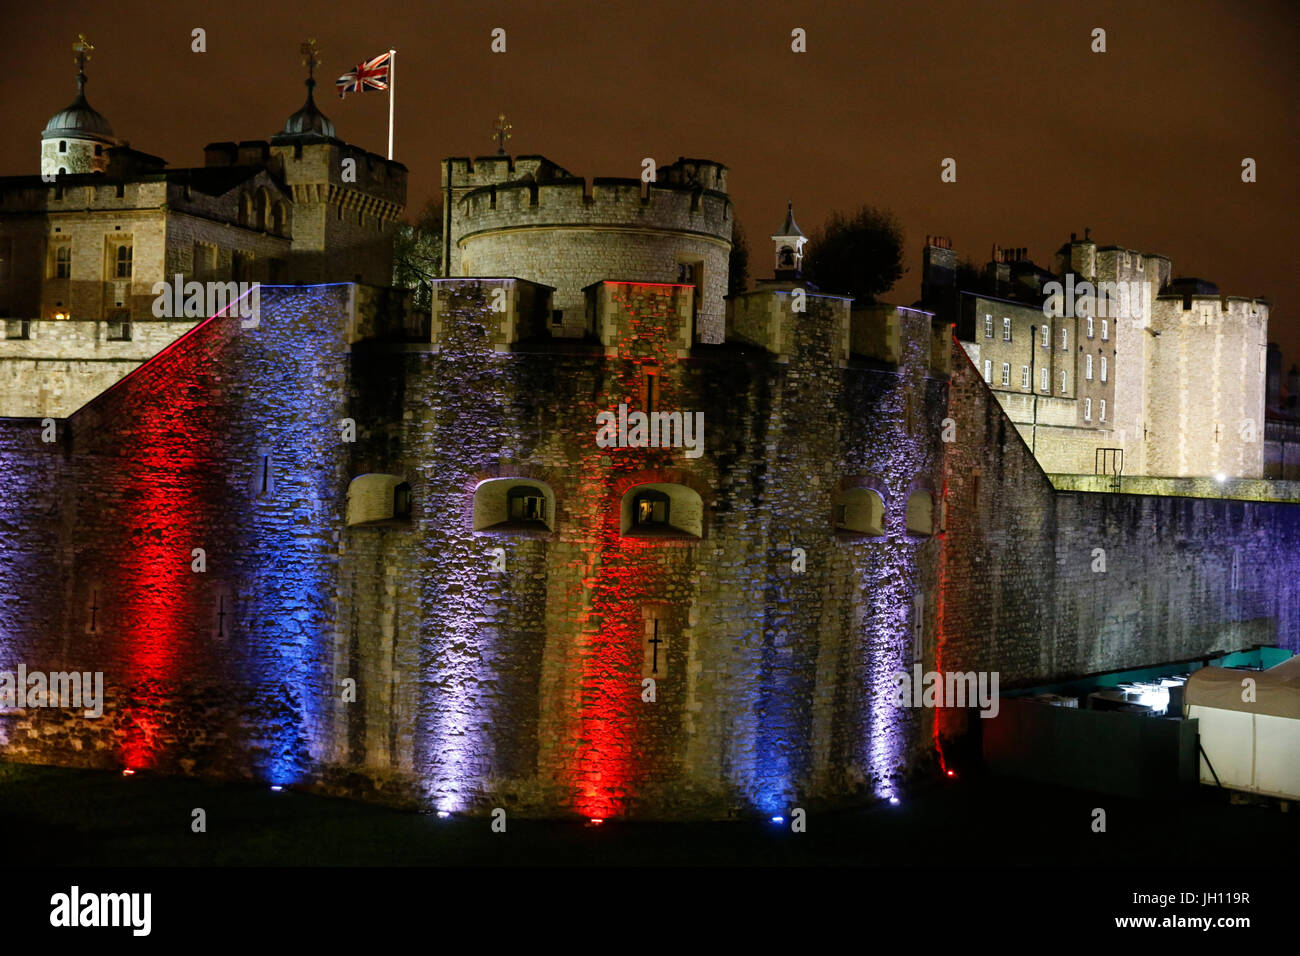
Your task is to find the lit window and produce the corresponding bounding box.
[1020,366,1030,389]
[1086,354,1093,380]
[473,478,556,532]
[1102,319,1109,340]
[507,485,547,523]
[1087,317,1094,338]
[984,314,992,338]
[1061,329,1068,350]
[1041,367,1049,391]
[1099,398,1106,422]
[633,490,670,526]
[1084,398,1092,421]
[1000,363,1010,387]
[1059,370,1067,393]
[1100,356,1108,382]
[1003,317,1011,341]
[1041,325,1050,347]
[983,359,991,383]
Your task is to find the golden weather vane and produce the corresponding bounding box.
[73,33,93,73]
[299,38,321,79]
[493,112,512,154]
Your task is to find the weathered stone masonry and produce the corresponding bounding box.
[0,280,1295,819]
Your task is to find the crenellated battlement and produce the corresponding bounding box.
[1154,293,1269,320]
[443,154,733,341]
[454,176,732,240]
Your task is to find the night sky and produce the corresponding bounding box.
[4,0,1296,360]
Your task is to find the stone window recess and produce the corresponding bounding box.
[347,474,412,526]
[911,593,926,665]
[55,245,71,278]
[106,311,131,341]
[252,451,276,497]
[473,478,556,532]
[115,245,132,278]
[507,485,546,523]
[833,487,886,536]
[643,368,660,414]
[4,319,30,340]
[643,609,669,679]
[84,585,103,635]
[905,491,933,537]
[620,483,703,538]
[634,490,670,526]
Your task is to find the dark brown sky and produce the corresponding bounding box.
[5,0,1297,360]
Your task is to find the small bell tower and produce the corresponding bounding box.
[771,201,807,279]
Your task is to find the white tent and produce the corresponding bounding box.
[1185,655,1300,800]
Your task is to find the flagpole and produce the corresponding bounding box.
[387,49,396,160]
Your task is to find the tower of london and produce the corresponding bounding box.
[0,56,1296,821]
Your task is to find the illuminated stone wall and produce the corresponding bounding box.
[938,339,1300,751]
[1,280,1295,821]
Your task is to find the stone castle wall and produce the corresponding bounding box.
[1144,296,1268,478]
[939,340,1300,749]
[0,280,1295,819]
[0,319,198,417]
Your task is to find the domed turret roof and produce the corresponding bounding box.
[42,73,114,141]
[274,77,335,141]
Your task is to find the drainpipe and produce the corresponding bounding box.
[1029,324,1038,455]
[443,158,452,277]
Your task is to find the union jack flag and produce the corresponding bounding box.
[336,51,391,98]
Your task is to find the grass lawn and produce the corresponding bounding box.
[1,761,1293,866]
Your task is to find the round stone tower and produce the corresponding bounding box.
[443,155,733,342]
[41,40,116,177]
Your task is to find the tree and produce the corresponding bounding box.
[392,198,443,310]
[802,205,905,304]
[728,219,750,296]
